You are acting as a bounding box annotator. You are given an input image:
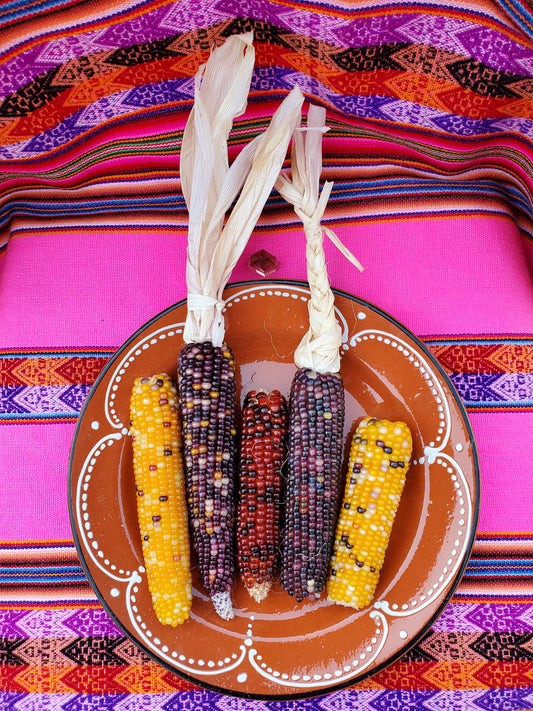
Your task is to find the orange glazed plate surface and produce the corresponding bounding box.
[69,280,480,699]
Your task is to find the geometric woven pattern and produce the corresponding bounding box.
[1,339,531,423]
[1,0,533,707]
[1,536,531,703]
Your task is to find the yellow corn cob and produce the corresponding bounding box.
[327,417,412,610]
[130,374,192,626]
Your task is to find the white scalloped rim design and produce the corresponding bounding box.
[74,284,474,691]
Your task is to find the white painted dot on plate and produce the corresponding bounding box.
[399,630,408,639]
[244,638,252,647]
[237,673,248,683]
[91,421,100,430]
[456,443,464,451]
[110,588,120,597]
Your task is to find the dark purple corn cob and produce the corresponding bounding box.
[177,340,237,620]
[280,367,345,602]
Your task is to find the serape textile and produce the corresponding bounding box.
[0,0,532,708]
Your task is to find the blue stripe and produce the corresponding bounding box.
[0,178,530,228]
[0,0,76,24]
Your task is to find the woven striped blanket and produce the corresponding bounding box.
[0,0,532,708]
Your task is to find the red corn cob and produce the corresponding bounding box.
[236,389,288,602]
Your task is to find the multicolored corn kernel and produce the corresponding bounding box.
[237,389,288,602]
[327,417,413,610]
[129,374,192,626]
[280,368,346,602]
[177,341,237,620]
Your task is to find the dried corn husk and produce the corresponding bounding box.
[180,32,304,346]
[275,105,363,374]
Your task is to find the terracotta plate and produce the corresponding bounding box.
[69,280,479,699]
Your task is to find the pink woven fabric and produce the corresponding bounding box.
[0,214,530,539]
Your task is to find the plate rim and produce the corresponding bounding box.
[68,278,480,700]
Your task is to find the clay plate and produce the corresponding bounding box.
[69,280,479,699]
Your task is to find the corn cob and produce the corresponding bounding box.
[237,389,288,602]
[280,369,346,601]
[177,34,303,619]
[275,105,363,602]
[177,341,237,620]
[327,417,413,610]
[130,374,192,626]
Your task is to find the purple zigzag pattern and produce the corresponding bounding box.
[1,5,533,99]
[0,689,532,710]
[2,74,533,161]
[449,373,533,407]
[0,384,92,417]
[62,609,122,638]
[4,602,527,641]
[432,602,533,634]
